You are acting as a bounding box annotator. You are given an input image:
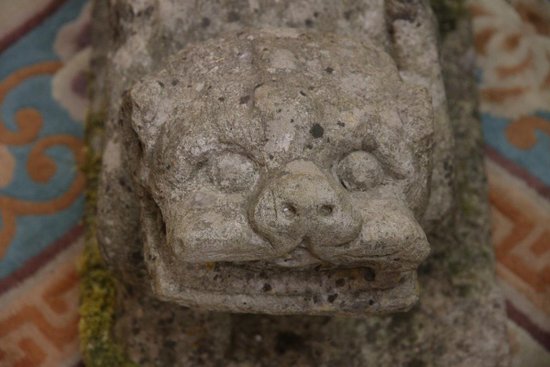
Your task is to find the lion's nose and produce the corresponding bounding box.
[252,160,362,253]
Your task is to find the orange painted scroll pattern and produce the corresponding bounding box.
[0,62,85,259]
[469,0,550,119]
[506,115,550,151]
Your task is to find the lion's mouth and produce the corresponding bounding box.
[267,236,412,270]
[268,237,364,269]
[271,241,323,268]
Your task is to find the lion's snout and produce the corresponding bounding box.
[251,160,362,257]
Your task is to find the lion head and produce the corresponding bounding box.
[121,29,435,314]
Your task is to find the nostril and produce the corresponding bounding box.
[282,203,297,219]
[319,204,334,216]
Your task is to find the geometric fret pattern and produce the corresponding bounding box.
[490,175,550,303]
[488,159,550,327]
[0,238,82,367]
[471,0,550,360]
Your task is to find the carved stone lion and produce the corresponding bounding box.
[98,28,452,315]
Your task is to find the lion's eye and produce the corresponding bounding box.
[337,151,384,191]
[208,152,258,192]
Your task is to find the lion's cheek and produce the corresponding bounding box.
[162,196,276,263]
[312,199,430,272]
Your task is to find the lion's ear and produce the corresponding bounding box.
[397,83,454,232]
[121,78,169,152]
[397,84,434,150]
[399,82,454,232]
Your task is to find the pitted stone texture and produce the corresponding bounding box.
[96,0,454,303]
[90,0,509,365]
[110,29,438,315]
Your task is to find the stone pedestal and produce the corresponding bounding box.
[80,1,510,366]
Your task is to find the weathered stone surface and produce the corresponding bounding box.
[85,0,510,365]
[97,0,453,316]
[110,29,437,315]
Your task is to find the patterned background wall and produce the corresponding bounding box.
[0,0,548,366]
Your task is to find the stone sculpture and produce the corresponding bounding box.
[87,0,510,365]
[103,28,443,314]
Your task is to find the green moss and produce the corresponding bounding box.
[79,238,136,367]
[78,112,137,367]
[430,0,466,36]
